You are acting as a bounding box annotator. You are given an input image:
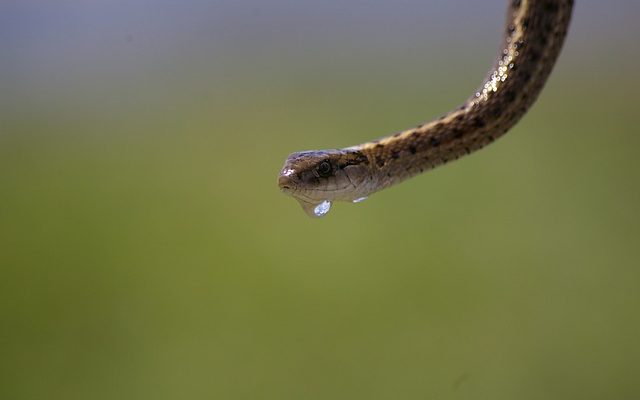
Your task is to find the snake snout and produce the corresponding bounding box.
[278,167,297,191]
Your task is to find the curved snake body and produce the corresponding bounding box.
[278,0,574,217]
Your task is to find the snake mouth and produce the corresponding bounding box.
[279,174,354,199]
[285,184,356,202]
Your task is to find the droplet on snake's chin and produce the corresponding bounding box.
[352,196,368,203]
[313,200,332,217]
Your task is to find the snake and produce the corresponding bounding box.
[278,0,574,217]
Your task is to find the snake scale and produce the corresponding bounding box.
[278,0,574,217]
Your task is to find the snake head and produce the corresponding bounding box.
[278,149,372,217]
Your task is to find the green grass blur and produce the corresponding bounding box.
[1,6,640,400]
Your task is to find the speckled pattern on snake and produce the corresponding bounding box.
[278,0,574,217]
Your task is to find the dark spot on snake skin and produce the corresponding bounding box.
[464,147,471,154]
[375,143,384,150]
[512,0,521,8]
[522,18,529,29]
[408,145,417,154]
[452,128,463,139]
[344,151,369,167]
[505,90,516,103]
[487,106,501,119]
[393,131,402,138]
[487,135,495,143]
[539,34,548,46]
[530,50,541,62]
[507,24,516,34]
[472,117,486,128]
[375,156,385,167]
[430,137,441,147]
[545,2,558,13]
[391,151,400,159]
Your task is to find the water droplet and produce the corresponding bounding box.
[313,200,332,217]
[352,196,368,203]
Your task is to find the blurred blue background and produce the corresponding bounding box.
[1,1,639,399]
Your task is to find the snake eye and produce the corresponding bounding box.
[317,160,332,177]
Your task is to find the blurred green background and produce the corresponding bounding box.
[1,1,639,399]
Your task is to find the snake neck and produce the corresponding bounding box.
[354,0,574,192]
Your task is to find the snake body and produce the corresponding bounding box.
[279,0,574,217]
